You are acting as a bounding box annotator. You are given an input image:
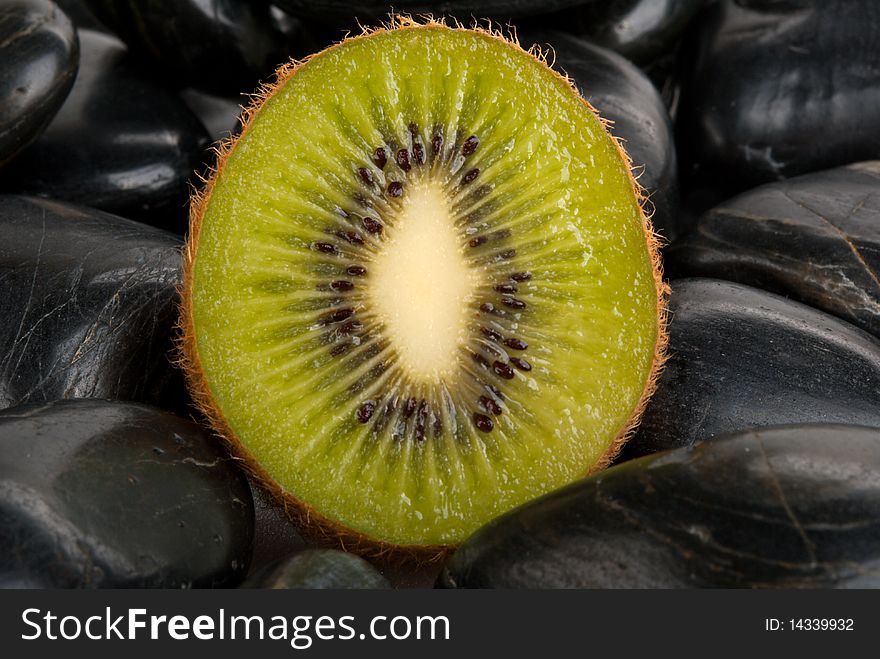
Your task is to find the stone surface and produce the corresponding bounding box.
[0,29,210,230]
[0,399,253,588]
[244,549,389,589]
[621,278,880,460]
[523,29,679,239]
[0,196,185,412]
[540,0,704,65]
[84,0,311,95]
[440,425,880,588]
[273,1,584,22]
[685,0,880,188]
[180,88,243,146]
[669,163,880,338]
[0,0,79,166]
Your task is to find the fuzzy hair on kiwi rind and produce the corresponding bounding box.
[178,15,669,565]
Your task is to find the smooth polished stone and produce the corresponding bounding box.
[0,0,78,165]
[180,88,243,145]
[0,399,253,588]
[685,0,880,187]
[244,550,389,589]
[84,0,311,95]
[669,163,880,338]
[271,0,585,22]
[539,0,704,65]
[0,29,210,230]
[439,425,880,588]
[0,196,185,411]
[621,279,880,460]
[522,29,679,239]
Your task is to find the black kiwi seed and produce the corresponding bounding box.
[462,135,479,156]
[357,400,376,423]
[472,352,490,369]
[510,357,531,372]
[495,283,518,294]
[347,265,367,277]
[511,271,532,282]
[402,397,417,419]
[431,133,442,155]
[337,230,364,245]
[504,337,528,351]
[358,167,374,185]
[493,361,515,379]
[462,168,479,185]
[480,302,494,313]
[330,280,354,292]
[339,320,363,334]
[481,327,503,342]
[387,181,403,197]
[373,147,387,169]
[473,413,493,432]
[479,395,503,416]
[469,235,487,248]
[396,149,411,172]
[330,344,349,357]
[413,142,425,165]
[321,308,354,325]
[487,384,504,399]
[501,297,526,310]
[313,241,338,254]
[362,217,383,234]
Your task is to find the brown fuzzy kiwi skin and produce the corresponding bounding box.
[177,16,669,567]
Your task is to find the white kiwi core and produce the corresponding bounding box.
[369,181,481,381]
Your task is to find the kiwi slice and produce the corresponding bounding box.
[182,20,667,556]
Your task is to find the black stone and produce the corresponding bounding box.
[244,550,389,589]
[0,29,210,230]
[0,399,253,588]
[0,196,185,412]
[685,0,880,189]
[53,0,107,30]
[180,88,243,145]
[439,425,880,588]
[538,0,704,65]
[621,279,880,461]
[247,477,307,573]
[669,163,880,339]
[272,1,584,23]
[0,0,79,166]
[521,30,679,239]
[84,0,312,95]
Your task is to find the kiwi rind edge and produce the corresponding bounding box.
[177,15,669,566]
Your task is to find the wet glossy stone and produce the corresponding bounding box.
[686,0,880,188]
[621,279,880,460]
[0,196,185,412]
[84,0,310,95]
[0,399,253,588]
[670,163,880,338]
[439,425,880,588]
[272,1,584,22]
[0,0,79,166]
[244,550,389,589]
[180,89,243,145]
[523,30,679,239]
[539,0,704,65]
[0,29,210,230]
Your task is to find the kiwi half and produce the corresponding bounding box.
[181,19,667,558]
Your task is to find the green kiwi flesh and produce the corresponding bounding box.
[183,22,666,551]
